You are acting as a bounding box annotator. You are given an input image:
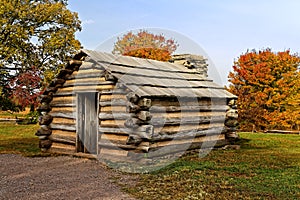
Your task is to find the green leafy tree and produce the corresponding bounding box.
[112,30,178,61]
[0,0,81,110]
[227,49,300,131]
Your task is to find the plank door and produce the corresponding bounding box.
[76,92,99,154]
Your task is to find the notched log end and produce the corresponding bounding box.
[35,126,52,136]
[126,135,142,145]
[38,115,53,125]
[37,104,51,112]
[126,92,139,103]
[39,139,53,150]
[138,98,152,109]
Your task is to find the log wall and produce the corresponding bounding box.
[146,98,228,156]
[98,90,131,158]
[48,60,105,153]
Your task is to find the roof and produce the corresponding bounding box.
[79,49,236,99]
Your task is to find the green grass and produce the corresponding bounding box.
[125,133,300,200]
[0,110,28,118]
[1,123,299,199]
[0,123,42,156]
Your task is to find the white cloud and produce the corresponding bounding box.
[82,19,95,25]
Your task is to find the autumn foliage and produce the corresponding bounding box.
[228,49,300,131]
[9,67,44,110]
[112,30,178,61]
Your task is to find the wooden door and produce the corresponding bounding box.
[77,92,98,154]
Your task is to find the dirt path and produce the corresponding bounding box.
[0,154,137,200]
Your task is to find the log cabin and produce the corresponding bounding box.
[36,50,238,161]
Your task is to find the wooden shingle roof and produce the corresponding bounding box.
[81,49,236,99]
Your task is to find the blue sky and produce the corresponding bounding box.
[68,0,300,85]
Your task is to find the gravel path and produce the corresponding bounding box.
[0,154,137,200]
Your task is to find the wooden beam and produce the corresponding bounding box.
[146,139,226,158]
[99,141,149,152]
[50,112,75,119]
[51,142,75,153]
[151,127,225,142]
[99,99,127,107]
[52,117,75,125]
[155,123,225,135]
[151,115,225,126]
[100,106,127,113]
[63,79,115,87]
[100,119,126,128]
[49,134,76,145]
[100,89,128,95]
[50,103,75,108]
[51,96,75,105]
[50,123,76,131]
[51,107,75,112]
[99,148,129,157]
[99,113,130,120]
[52,92,74,97]
[100,134,128,143]
[99,127,131,135]
[150,105,229,113]
[151,111,225,119]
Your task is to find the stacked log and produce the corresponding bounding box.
[35,58,84,152]
[98,88,130,158]
[49,60,104,153]
[36,94,54,151]
[145,97,228,157]
[124,92,153,150]
[224,99,239,142]
[171,54,208,78]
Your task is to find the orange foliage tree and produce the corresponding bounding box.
[112,30,178,61]
[227,49,300,131]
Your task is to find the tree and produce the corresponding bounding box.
[112,30,178,61]
[227,49,300,131]
[8,66,43,111]
[0,0,81,111]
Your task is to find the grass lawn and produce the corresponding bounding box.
[125,133,300,200]
[0,110,30,119]
[0,123,41,156]
[1,122,299,199]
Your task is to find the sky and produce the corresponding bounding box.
[67,0,300,85]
